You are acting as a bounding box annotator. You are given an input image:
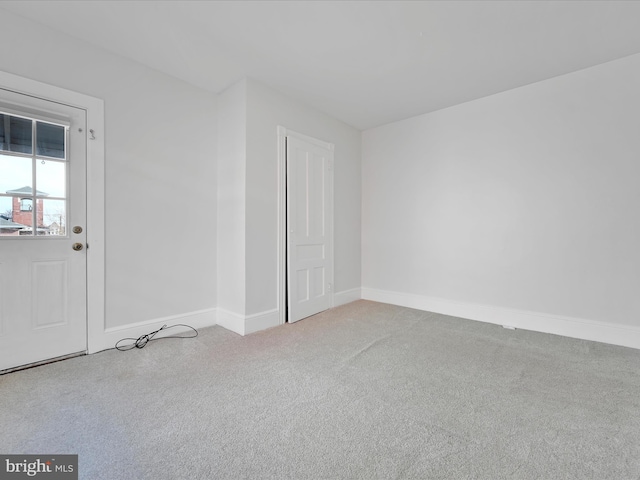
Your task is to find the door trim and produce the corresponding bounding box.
[0,70,105,355]
[277,126,334,325]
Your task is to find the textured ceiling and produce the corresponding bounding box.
[2,1,640,130]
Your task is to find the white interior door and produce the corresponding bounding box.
[287,135,333,323]
[0,88,87,371]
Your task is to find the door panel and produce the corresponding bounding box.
[287,136,333,323]
[0,88,87,371]
[32,260,68,328]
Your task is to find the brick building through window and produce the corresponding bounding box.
[5,186,49,234]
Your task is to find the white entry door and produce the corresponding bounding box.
[286,135,333,323]
[0,88,87,371]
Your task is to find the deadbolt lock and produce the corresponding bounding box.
[72,243,84,251]
[72,226,83,234]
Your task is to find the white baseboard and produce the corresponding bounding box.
[90,308,217,353]
[245,309,280,335]
[217,308,281,336]
[334,287,362,307]
[216,308,244,335]
[361,287,640,350]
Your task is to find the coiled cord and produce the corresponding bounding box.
[115,324,198,351]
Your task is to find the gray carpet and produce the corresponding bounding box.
[1,300,640,479]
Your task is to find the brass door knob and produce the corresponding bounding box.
[72,243,84,251]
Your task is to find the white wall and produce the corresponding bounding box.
[217,80,246,316]
[246,79,361,316]
[0,9,218,334]
[362,53,640,348]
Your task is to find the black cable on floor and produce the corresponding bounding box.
[115,324,198,351]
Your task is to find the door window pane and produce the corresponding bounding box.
[0,155,36,235]
[0,114,32,154]
[41,198,66,236]
[36,160,66,198]
[0,154,32,194]
[36,122,65,159]
[0,195,28,236]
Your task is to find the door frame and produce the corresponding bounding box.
[0,70,105,355]
[276,126,334,325]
